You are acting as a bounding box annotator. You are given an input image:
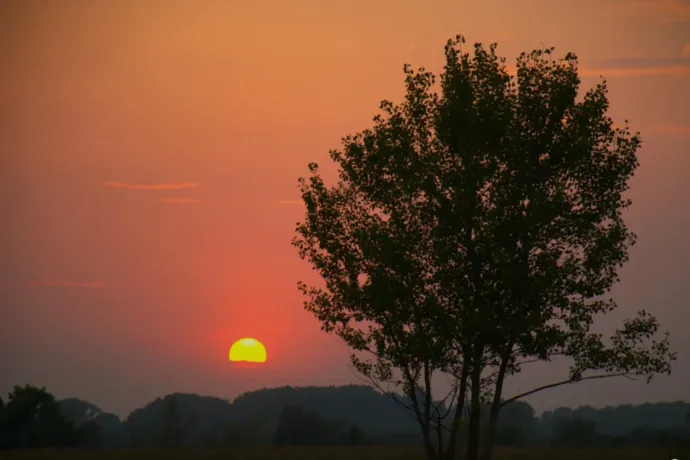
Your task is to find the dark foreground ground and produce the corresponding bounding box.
[1,446,688,460]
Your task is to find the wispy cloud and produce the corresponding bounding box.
[652,124,690,135]
[588,56,690,69]
[277,200,303,205]
[22,279,122,288]
[579,65,690,77]
[104,181,199,190]
[580,56,690,77]
[160,198,201,204]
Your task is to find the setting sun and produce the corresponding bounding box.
[229,338,267,363]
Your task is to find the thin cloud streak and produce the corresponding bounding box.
[22,279,122,288]
[652,124,690,135]
[160,198,201,204]
[505,65,689,79]
[579,65,690,77]
[104,181,200,190]
[590,56,690,69]
[579,56,690,77]
[277,200,303,205]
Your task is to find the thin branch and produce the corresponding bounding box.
[511,349,566,360]
[436,379,461,420]
[515,357,547,366]
[500,372,629,407]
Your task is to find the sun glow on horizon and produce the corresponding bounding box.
[229,338,267,363]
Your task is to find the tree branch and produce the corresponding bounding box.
[500,372,629,407]
[436,379,460,421]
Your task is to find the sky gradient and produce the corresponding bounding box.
[2,0,689,418]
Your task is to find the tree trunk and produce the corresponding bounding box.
[445,360,469,460]
[407,378,438,460]
[481,346,511,460]
[435,411,443,458]
[421,362,438,460]
[422,425,438,460]
[465,354,483,460]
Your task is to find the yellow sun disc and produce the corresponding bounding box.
[229,338,267,363]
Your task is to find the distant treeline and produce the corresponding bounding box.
[1,384,689,449]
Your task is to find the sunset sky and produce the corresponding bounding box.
[1,0,689,418]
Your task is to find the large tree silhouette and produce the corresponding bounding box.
[292,34,675,460]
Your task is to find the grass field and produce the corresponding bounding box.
[0,446,688,460]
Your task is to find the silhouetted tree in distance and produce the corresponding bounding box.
[159,396,184,448]
[292,33,675,460]
[0,385,82,449]
[276,405,323,446]
[125,393,225,448]
[552,418,597,448]
[275,405,366,446]
[346,424,365,445]
[1,383,688,450]
[536,401,690,440]
[60,398,103,424]
[58,397,127,448]
[494,425,527,447]
[224,421,245,447]
[229,385,420,438]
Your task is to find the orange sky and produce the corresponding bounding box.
[2,0,689,417]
